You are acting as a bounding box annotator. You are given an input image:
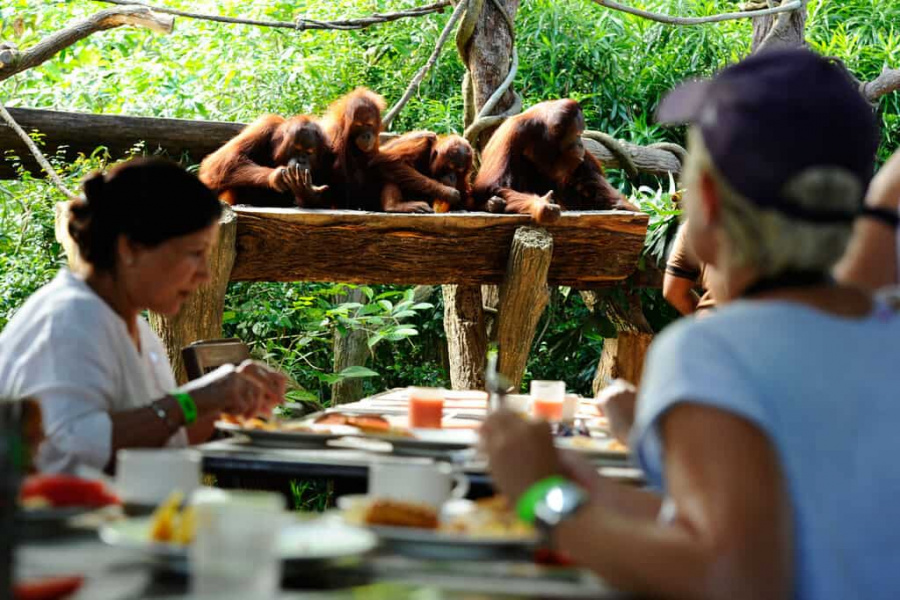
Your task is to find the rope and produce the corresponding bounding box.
[383,0,469,129]
[648,141,687,166]
[0,104,77,200]
[583,130,640,183]
[456,0,521,144]
[586,0,804,26]
[92,0,453,31]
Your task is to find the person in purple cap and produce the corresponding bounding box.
[481,49,900,599]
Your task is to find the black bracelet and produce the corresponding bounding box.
[860,206,900,228]
[149,399,180,434]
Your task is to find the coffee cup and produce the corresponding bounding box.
[368,457,469,509]
[116,448,201,512]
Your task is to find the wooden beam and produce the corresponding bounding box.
[229,209,648,286]
[0,107,243,179]
[1,107,683,180]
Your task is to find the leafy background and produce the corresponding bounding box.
[2,0,898,402]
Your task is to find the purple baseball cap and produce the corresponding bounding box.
[657,49,879,223]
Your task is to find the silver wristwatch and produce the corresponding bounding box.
[533,480,590,534]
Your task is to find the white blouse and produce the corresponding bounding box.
[0,269,187,473]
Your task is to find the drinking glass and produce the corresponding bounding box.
[530,380,566,422]
[408,387,445,429]
[190,489,284,598]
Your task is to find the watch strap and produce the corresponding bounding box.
[860,206,900,228]
[150,399,180,433]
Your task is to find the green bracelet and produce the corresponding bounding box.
[172,392,198,425]
[516,475,569,524]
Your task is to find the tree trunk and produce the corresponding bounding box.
[751,1,807,53]
[496,228,553,390]
[442,283,488,390]
[148,204,237,384]
[442,0,522,389]
[332,287,369,405]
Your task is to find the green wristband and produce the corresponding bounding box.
[172,392,198,425]
[516,475,569,524]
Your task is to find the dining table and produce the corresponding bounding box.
[200,388,644,502]
[16,523,629,599]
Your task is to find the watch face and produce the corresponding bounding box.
[534,483,588,529]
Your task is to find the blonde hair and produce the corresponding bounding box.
[684,128,856,278]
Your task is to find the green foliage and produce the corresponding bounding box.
[2,0,898,401]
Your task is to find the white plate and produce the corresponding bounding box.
[99,516,377,566]
[359,428,478,452]
[215,421,359,447]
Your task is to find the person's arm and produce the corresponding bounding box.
[483,405,792,600]
[835,148,900,290]
[556,405,792,599]
[663,272,701,315]
[664,223,702,315]
[108,360,286,471]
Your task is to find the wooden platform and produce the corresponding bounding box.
[230,208,649,287]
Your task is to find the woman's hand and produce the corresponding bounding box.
[184,360,287,420]
[481,410,563,502]
[596,379,637,444]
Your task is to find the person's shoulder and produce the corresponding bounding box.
[7,270,115,337]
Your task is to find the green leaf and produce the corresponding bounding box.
[337,366,380,379]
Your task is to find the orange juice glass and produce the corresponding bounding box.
[530,380,565,422]
[408,387,445,429]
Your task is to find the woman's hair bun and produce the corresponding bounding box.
[80,171,107,210]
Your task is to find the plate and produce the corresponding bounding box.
[18,505,96,539]
[363,523,537,560]
[359,429,479,453]
[338,496,537,560]
[214,421,359,447]
[555,436,629,460]
[99,516,377,571]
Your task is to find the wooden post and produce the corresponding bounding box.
[148,204,237,384]
[496,227,553,390]
[442,283,488,390]
[582,288,654,395]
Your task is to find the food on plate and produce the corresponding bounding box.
[566,435,628,453]
[315,413,415,438]
[13,575,84,600]
[220,414,326,434]
[363,499,439,530]
[19,474,119,510]
[149,491,195,545]
[444,496,534,539]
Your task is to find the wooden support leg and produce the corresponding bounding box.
[496,227,554,391]
[332,287,369,405]
[442,284,487,390]
[592,331,654,393]
[148,204,237,384]
[581,288,654,396]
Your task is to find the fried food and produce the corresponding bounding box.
[443,496,534,539]
[314,413,414,437]
[221,414,322,434]
[364,499,439,530]
[149,491,195,545]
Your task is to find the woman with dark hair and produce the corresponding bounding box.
[0,158,285,474]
